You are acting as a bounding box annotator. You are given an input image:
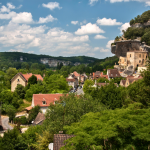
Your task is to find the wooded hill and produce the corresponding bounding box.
[0,52,99,64]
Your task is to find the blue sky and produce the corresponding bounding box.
[0,0,149,59]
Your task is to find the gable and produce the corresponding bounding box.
[11,73,27,82]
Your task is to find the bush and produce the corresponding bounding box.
[20,116,28,125]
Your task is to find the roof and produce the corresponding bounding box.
[73,71,80,77]
[53,134,75,150]
[97,83,118,87]
[128,78,142,84]
[100,72,108,79]
[66,78,75,82]
[22,73,43,81]
[33,94,64,107]
[32,112,45,125]
[25,106,33,111]
[107,69,121,78]
[11,73,43,82]
[95,71,101,75]
[120,80,126,86]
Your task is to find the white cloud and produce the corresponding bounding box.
[119,22,130,34]
[100,48,109,52]
[94,47,109,52]
[106,40,114,49]
[89,0,99,5]
[0,11,17,19]
[42,2,62,10]
[97,18,122,26]
[7,3,15,9]
[8,49,23,52]
[75,23,105,35]
[17,5,23,9]
[66,24,69,26]
[80,20,87,25]
[108,0,150,6]
[38,14,57,23]
[28,51,34,54]
[11,12,34,24]
[94,34,106,39]
[71,21,78,25]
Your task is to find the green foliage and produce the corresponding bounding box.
[0,90,13,104]
[0,127,28,150]
[83,79,94,94]
[130,10,150,25]
[97,78,109,83]
[62,103,150,150]
[14,84,25,99]
[14,116,28,125]
[28,105,40,124]
[5,105,16,123]
[110,77,125,84]
[28,75,37,85]
[141,31,150,46]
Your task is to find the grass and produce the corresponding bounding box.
[17,99,31,112]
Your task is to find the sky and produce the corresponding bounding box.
[0,0,149,59]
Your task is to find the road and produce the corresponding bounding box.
[2,117,13,130]
[76,88,84,95]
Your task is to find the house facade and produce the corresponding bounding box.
[11,73,43,92]
[31,94,64,114]
[107,69,121,80]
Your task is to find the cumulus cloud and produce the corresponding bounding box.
[94,34,106,39]
[106,40,114,49]
[11,12,34,24]
[71,21,78,25]
[119,22,130,34]
[107,0,150,6]
[0,11,17,19]
[80,20,87,25]
[0,3,15,12]
[7,3,15,9]
[38,14,57,23]
[8,49,23,52]
[42,2,62,10]
[97,18,122,26]
[75,23,105,35]
[89,0,99,5]
[94,47,109,52]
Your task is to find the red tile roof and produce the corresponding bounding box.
[22,73,43,81]
[25,106,33,111]
[100,72,108,79]
[66,78,75,82]
[33,94,64,107]
[73,71,80,77]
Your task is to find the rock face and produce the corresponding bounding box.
[111,40,141,57]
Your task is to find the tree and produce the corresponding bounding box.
[28,105,40,124]
[97,78,109,83]
[62,103,150,150]
[5,105,16,123]
[14,84,25,99]
[28,75,37,85]
[83,79,94,94]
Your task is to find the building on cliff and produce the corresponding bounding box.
[111,40,150,73]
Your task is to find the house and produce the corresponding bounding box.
[73,71,81,81]
[32,112,45,125]
[125,76,143,87]
[66,75,78,88]
[80,73,88,83]
[100,72,108,79]
[93,71,101,79]
[53,132,75,150]
[31,94,64,114]
[107,69,121,80]
[11,73,43,92]
[120,80,126,86]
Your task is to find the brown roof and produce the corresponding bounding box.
[120,80,126,86]
[53,134,75,150]
[108,69,121,78]
[33,94,64,107]
[32,112,45,125]
[128,78,142,84]
[97,83,109,87]
[25,106,33,111]
[95,71,101,75]
[66,78,75,82]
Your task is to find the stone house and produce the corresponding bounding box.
[107,69,121,80]
[31,94,64,114]
[120,80,126,86]
[125,76,143,87]
[11,73,43,92]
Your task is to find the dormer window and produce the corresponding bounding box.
[42,101,46,105]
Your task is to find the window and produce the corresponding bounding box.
[17,79,19,82]
[42,101,46,105]
[139,60,141,63]
[139,54,141,58]
[130,54,131,57]
[146,55,147,59]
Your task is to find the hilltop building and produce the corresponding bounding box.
[11,73,43,92]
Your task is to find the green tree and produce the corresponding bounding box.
[83,79,94,94]
[62,103,150,150]
[5,105,16,123]
[97,78,109,83]
[28,75,37,85]
[14,84,25,99]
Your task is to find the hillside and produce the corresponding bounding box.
[114,10,150,46]
[0,52,98,64]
